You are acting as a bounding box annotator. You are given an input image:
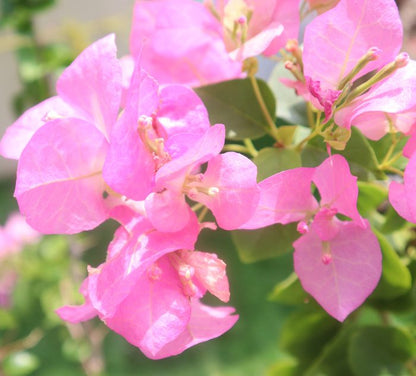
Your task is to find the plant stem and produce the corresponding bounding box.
[249,74,280,141]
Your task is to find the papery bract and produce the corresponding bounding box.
[217,0,300,60]
[303,0,402,91]
[1,34,123,234]
[15,119,110,234]
[57,207,237,359]
[300,0,403,119]
[334,60,416,139]
[294,219,381,321]
[130,0,242,86]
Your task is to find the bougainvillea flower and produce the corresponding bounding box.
[145,124,260,232]
[239,154,381,320]
[57,207,237,359]
[240,154,364,230]
[214,0,300,61]
[129,0,299,85]
[334,60,416,140]
[103,63,212,201]
[300,0,402,119]
[1,34,123,234]
[293,219,381,321]
[303,0,402,91]
[130,0,242,86]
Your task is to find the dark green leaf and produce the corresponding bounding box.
[371,231,412,300]
[254,147,302,181]
[231,223,299,263]
[195,78,275,140]
[381,206,408,234]
[279,310,341,366]
[357,181,387,217]
[268,273,312,306]
[349,326,416,376]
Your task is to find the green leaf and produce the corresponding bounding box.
[302,127,382,180]
[357,181,387,217]
[267,359,298,376]
[371,231,412,300]
[280,310,341,366]
[381,206,408,234]
[349,326,416,376]
[195,78,275,140]
[0,309,17,330]
[2,351,40,376]
[231,223,299,263]
[254,147,302,181]
[268,273,312,306]
[303,325,356,376]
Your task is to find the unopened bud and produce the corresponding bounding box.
[138,114,153,128]
[321,253,333,265]
[285,39,299,53]
[366,47,382,61]
[236,15,247,24]
[297,221,309,234]
[394,52,409,68]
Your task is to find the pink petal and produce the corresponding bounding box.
[192,152,260,230]
[313,155,365,226]
[145,190,191,233]
[103,66,158,200]
[240,167,319,229]
[104,255,191,358]
[130,0,242,86]
[229,23,284,61]
[56,278,97,323]
[56,34,122,138]
[294,220,382,321]
[303,0,402,90]
[180,250,230,302]
[153,300,238,359]
[0,96,78,160]
[15,118,109,234]
[88,212,199,317]
[389,153,416,223]
[157,85,210,139]
[334,61,416,138]
[156,123,225,189]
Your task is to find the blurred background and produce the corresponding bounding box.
[0,1,416,375]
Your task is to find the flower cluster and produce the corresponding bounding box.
[1,0,415,360]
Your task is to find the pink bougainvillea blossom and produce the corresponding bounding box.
[130,0,242,86]
[129,0,299,85]
[145,123,260,232]
[57,207,237,359]
[1,34,123,234]
[303,0,402,92]
[288,0,404,123]
[293,219,381,321]
[334,59,416,140]
[240,154,381,321]
[103,63,212,201]
[213,0,300,61]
